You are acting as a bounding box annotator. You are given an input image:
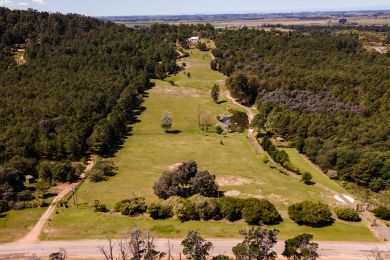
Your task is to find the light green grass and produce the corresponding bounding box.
[0,208,46,243]
[45,48,376,242]
[280,148,347,194]
[45,206,376,242]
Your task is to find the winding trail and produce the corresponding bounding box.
[16,160,94,244]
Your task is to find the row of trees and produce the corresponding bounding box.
[212,27,390,192]
[97,228,319,260]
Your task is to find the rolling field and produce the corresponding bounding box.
[43,49,376,242]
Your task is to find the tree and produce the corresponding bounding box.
[241,198,282,225]
[301,172,313,185]
[282,233,318,260]
[181,231,213,260]
[233,226,279,260]
[211,84,220,103]
[161,112,173,132]
[190,171,219,198]
[288,201,333,227]
[334,208,361,222]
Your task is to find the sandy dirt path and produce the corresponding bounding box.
[16,160,94,244]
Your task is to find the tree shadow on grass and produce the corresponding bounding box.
[166,130,182,134]
[0,213,6,219]
[217,100,227,104]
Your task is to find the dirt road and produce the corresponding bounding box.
[16,160,94,244]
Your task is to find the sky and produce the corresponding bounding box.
[1,0,390,16]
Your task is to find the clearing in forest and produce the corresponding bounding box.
[42,49,376,242]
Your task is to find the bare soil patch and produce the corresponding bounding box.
[152,85,201,97]
[216,176,264,186]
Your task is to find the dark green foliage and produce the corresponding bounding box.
[37,161,78,184]
[177,200,199,222]
[334,208,361,222]
[197,42,209,51]
[0,200,9,213]
[0,167,24,201]
[282,233,319,260]
[218,197,244,221]
[147,201,173,220]
[211,255,230,260]
[88,159,115,183]
[211,84,220,103]
[153,161,219,199]
[196,199,222,221]
[261,137,295,173]
[93,200,108,213]
[301,171,313,185]
[288,201,333,227]
[242,198,282,225]
[182,231,213,260]
[233,227,279,260]
[16,190,33,201]
[212,27,390,191]
[372,206,390,220]
[226,72,261,105]
[114,197,147,216]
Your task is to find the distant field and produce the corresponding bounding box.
[44,49,376,242]
[0,208,46,243]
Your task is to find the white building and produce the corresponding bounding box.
[189,36,199,44]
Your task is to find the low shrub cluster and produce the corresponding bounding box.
[288,201,333,227]
[372,206,390,220]
[114,197,147,216]
[93,200,108,213]
[112,196,281,225]
[335,208,361,222]
[89,159,116,183]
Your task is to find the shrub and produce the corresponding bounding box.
[212,255,230,260]
[288,201,333,227]
[372,206,390,220]
[215,124,224,134]
[242,198,282,225]
[335,208,361,222]
[177,200,199,222]
[262,155,269,164]
[89,169,106,182]
[196,199,222,221]
[17,190,33,201]
[301,171,313,184]
[0,200,9,213]
[115,197,147,216]
[218,197,244,221]
[93,200,108,213]
[148,201,173,220]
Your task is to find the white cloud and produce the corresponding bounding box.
[0,0,12,7]
[32,0,46,5]
[18,1,29,5]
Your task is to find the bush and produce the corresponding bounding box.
[218,197,244,221]
[0,200,9,213]
[115,197,147,216]
[372,206,390,220]
[17,190,33,201]
[262,155,269,164]
[89,169,107,182]
[196,199,222,221]
[212,255,230,260]
[335,208,361,222]
[176,200,199,222]
[93,200,108,213]
[215,124,224,134]
[242,198,282,225]
[288,201,333,227]
[148,201,173,220]
[301,171,313,184]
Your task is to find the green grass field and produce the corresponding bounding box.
[0,208,46,243]
[43,49,376,242]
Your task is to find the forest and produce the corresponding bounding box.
[212,27,390,192]
[0,8,217,206]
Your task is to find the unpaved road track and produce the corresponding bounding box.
[16,160,94,244]
[1,239,390,259]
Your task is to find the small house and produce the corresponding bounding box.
[189,36,199,44]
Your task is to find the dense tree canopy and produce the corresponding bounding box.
[212,27,390,191]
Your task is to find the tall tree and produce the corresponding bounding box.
[282,233,319,260]
[211,84,220,103]
[181,231,213,260]
[161,112,173,133]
